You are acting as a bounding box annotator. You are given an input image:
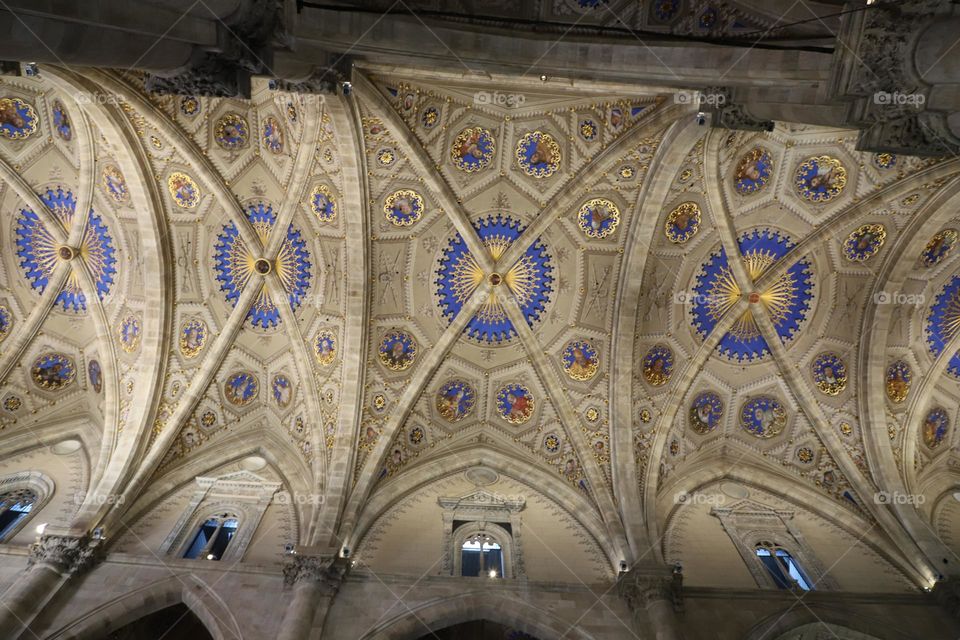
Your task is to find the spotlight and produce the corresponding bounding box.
[24,62,39,77]
[619,560,628,573]
[341,81,352,96]
[284,543,295,554]
[206,554,217,561]
[539,74,548,82]
[341,546,351,558]
[35,523,48,535]
[696,111,706,126]
[488,569,497,578]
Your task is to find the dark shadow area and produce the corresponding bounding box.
[98,603,213,640]
[416,620,540,640]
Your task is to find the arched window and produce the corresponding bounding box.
[460,533,504,578]
[182,514,238,561]
[0,489,38,542]
[755,541,813,591]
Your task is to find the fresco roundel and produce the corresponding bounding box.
[272,374,293,408]
[0,305,11,342]
[314,330,337,365]
[52,100,71,141]
[311,185,337,223]
[16,188,118,313]
[642,345,674,386]
[262,116,284,154]
[378,330,417,371]
[88,359,102,394]
[925,275,960,378]
[179,318,208,358]
[101,165,129,204]
[665,201,701,244]
[562,340,599,381]
[689,391,723,434]
[31,352,76,391]
[215,113,249,149]
[0,97,38,140]
[691,228,814,362]
[812,352,847,396]
[516,130,560,178]
[118,314,141,353]
[843,224,886,262]
[496,383,535,424]
[921,229,958,267]
[740,396,787,438]
[578,198,620,239]
[923,407,950,449]
[167,172,201,208]
[885,360,911,404]
[214,203,312,330]
[436,215,554,344]
[794,155,847,203]
[384,189,424,227]
[451,126,495,172]
[224,371,258,406]
[436,379,476,422]
[734,147,772,195]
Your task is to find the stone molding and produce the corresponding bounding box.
[282,554,350,594]
[618,567,684,613]
[27,534,102,576]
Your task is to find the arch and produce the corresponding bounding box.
[359,591,596,640]
[743,605,909,640]
[0,470,55,541]
[44,574,242,640]
[451,521,514,579]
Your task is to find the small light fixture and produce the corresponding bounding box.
[206,554,217,561]
[488,569,497,578]
[619,560,628,573]
[540,74,548,82]
[35,523,47,535]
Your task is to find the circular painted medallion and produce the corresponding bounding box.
[812,352,847,396]
[921,229,958,267]
[118,314,141,353]
[734,147,773,195]
[843,224,886,262]
[88,359,102,393]
[642,344,674,386]
[376,147,397,167]
[0,305,11,342]
[496,383,535,424]
[180,95,200,117]
[740,396,787,438]
[16,188,118,313]
[926,275,960,377]
[577,198,620,239]
[562,339,599,381]
[51,100,71,141]
[383,189,424,227]
[378,330,417,371]
[923,407,950,449]
[224,371,259,406]
[794,155,847,203]
[873,153,896,170]
[179,318,208,358]
[313,330,337,366]
[436,215,554,344]
[101,165,129,204]
[31,352,76,391]
[579,119,598,141]
[690,391,723,434]
[436,379,476,422]
[167,172,201,208]
[272,374,293,408]
[310,184,337,223]
[665,201,701,244]
[421,106,440,129]
[451,126,495,172]
[885,360,911,404]
[0,98,38,140]
[262,116,284,154]
[516,130,561,178]
[691,228,814,362]
[215,113,249,149]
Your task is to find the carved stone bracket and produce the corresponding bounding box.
[701,87,774,132]
[27,534,102,576]
[282,554,349,595]
[617,567,684,613]
[269,56,353,95]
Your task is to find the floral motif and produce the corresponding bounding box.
[421,106,440,129]
[543,433,561,453]
[796,447,814,464]
[376,147,396,167]
[180,96,200,117]
[579,119,598,141]
[496,383,535,424]
[873,153,896,170]
[577,198,620,239]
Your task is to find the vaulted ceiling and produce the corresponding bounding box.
[2,64,960,588]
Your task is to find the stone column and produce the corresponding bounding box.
[0,533,101,639]
[277,554,349,640]
[618,566,684,640]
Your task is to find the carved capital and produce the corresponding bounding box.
[28,534,101,576]
[857,111,960,156]
[617,567,684,613]
[282,555,349,595]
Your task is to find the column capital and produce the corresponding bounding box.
[282,554,349,595]
[27,534,102,576]
[617,565,684,613]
